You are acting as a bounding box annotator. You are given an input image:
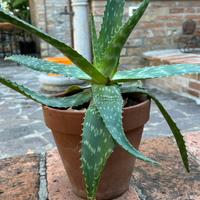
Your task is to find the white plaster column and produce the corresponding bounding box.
[71,0,91,61]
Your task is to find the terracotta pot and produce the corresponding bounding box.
[42,99,150,200]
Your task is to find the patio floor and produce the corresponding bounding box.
[0,62,200,159]
[0,133,200,200]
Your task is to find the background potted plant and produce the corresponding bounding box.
[0,0,200,199]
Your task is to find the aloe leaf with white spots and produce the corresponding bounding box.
[97,0,125,67]
[0,76,92,108]
[81,104,115,199]
[6,55,90,80]
[113,64,200,82]
[0,9,107,83]
[98,0,149,78]
[120,81,143,94]
[92,84,158,165]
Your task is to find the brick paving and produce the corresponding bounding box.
[0,154,40,200]
[0,133,200,200]
[0,62,200,159]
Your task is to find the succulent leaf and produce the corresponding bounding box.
[92,84,158,165]
[53,85,91,97]
[0,76,92,108]
[97,0,125,63]
[113,64,200,82]
[81,104,115,199]
[90,14,99,65]
[120,81,143,94]
[0,10,107,83]
[122,87,190,172]
[6,55,90,80]
[135,89,190,172]
[98,0,149,78]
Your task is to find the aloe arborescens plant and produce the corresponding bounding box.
[1,0,200,199]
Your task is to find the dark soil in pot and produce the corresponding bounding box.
[42,93,150,200]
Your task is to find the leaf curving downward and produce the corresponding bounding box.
[81,104,115,200]
[113,64,200,83]
[6,55,90,80]
[0,76,92,108]
[92,84,158,165]
[0,10,107,83]
[133,89,190,172]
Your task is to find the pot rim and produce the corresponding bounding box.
[42,99,150,114]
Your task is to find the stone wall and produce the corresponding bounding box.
[29,0,72,57]
[29,0,200,62]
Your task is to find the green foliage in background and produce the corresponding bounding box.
[2,0,30,22]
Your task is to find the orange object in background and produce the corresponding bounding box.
[46,57,72,65]
[45,57,73,77]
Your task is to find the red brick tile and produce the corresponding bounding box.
[189,81,200,91]
[0,154,40,200]
[132,137,200,200]
[185,132,200,163]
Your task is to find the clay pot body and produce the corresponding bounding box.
[42,99,150,200]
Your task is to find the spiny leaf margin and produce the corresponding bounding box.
[113,64,200,83]
[92,84,158,165]
[124,87,190,172]
[81,104,115,199]
[0,76,92,108]
[6,55,90,80]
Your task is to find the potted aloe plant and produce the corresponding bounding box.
[0,0,200,199]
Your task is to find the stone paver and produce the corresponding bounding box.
[132,134,200,200]
[0,154,40,200]
[0,132,200,199]
[144,87,200,137]
[185,132,200,165]
[0,63,55,159]
[0,63,200,158]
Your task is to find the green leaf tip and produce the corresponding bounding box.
[0,76,92,108]
[131,88,190,172]
[6,55,90,80]
[113,64,200,83]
